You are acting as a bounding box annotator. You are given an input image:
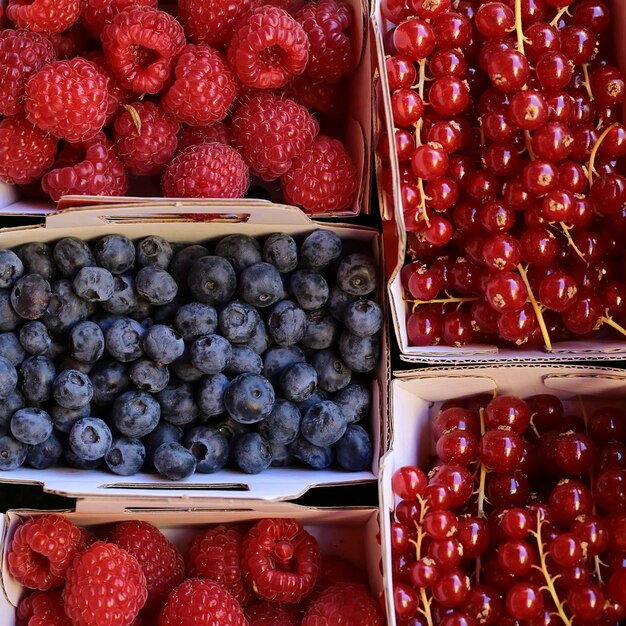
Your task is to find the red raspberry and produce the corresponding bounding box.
[8,515,87,591]
[42,132,128,201]
[264,0,307,15]
[25,57,108,143]
[6,0,82,35]
[113,101,180,175]
[162,142,249,198]
[281,135,357,214]
[162,44,237,126]
[16,589,71,626]
[0,115,58,185]
[241,518,321,604]
[296,0,353,83]
[246,601,299,626]
[318,555,368,589]
[186,524,252,606]
[48,24,90,60]
[63,541,147,626]
[102,7,186,94]
[227,6,309,89]
[84,0,157,39]
[281,76,346,119]
[301,583,384,626]
[178,0,256,49]
[85,52,132,122]
[231,93,319,181]
[158,578,247,626]
[177,123,232,153]
[0,29,55,116]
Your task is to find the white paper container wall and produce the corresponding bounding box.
[0,503,383,623]
[379,364,626,626]
[373,0,626,363]
[0,201,388,501]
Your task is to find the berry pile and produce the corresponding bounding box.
[388,392,626,625]
[377,0,626,349]
[0,0,359,214]
[9,514,384,625]
[0,229,380,479]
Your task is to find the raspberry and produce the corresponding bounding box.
[158,578,247,626]
[25,57,108,143]
[42,132,128,201]
[318,555,368,589]
[246,601,299,626]
[186,524,253,606]
[162,44,237,126]
[0,29,55,116]
[6,0,82,35]
[16,589,71,626]
[301,583,385,626]
[231,93,319,181]
[102,7,186,94]
[162,143,249,198]
[85,52,132,122]
[280,135,358,214]
[264,0,307,15]
[83,0,157,39]
[227,6,309,89]
[113,102,180,175]
[63,541,147,626]
[0,115,58,186]
[296,0,353,83]
[7,515,87,591]
[241,518,320,604]
[177,123,232,153]
[281,76,346,119]
[48,24,90,60]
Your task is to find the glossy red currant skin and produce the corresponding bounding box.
[479,429,524,473]
[482,234,521,272]
[487,471,530,508]
[411,143,449,180]
[408,267,441,300]
[487,49,530,93]
[386,55,417,91]
[593,468,626,513]
[393,17,436,61]
[485,271,528,313]
[501,508,533,539]
[392,466,428,500]
[561,24,597,64]
[497,539,535,576]
[589,406,626,445]
[498,303,539,344]
[549,533,582,567]
[429,48,468,78]
[426,177,459,212]
[485,395,531,433]
[433,12,472,49]
[478,200,514,234]
[522,160,559,195]
[407,310,443,346]
[591,173,626,216]
[567,583,605,623]
[424,215,454,246]
[573,0,610,33]
[431,569,471,608]
[412,0,452,20]
[531,123,574,162]
[428,537,464,569]
[524,21,560,64]
[394,582,419,619]
[433,407,480,441]
[561,292,603,335]
[391,89,425,126]
[430,77,471,117]
[475,2,515,39]
[520,227,558,266]
[535,52,573,90]
[538,271,578,312]
[484,143,521,178]
[390,521,411,556]
[505,583,544,621]
[608,568,626,607]
[430,464,474,508]
[410,558,440,588]
[436,430,479,465]
[557,161,587,193]
[548,479,594,525]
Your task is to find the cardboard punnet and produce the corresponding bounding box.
[0,200,388,501]
[0,501,383,623]
[373,0,626,363]
[379,364,626,626]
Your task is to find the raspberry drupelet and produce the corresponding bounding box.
[16,589,71,626]
[6,0,82,35]
[83,0,158,39]
[176,123,232,153]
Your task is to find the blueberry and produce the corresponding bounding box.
[334,383,370,424]
[218,301,260,343]
[258,399,301,444]
[209,414,251,445]
[262,345,305,384]
[101,275,139,315]
[170,245,209,287]
[301,230,342,268]
[233,432,272,474]
[169,347,204,382]
[339,331,379,373]
[113,390,160,437]
[94,234,136,274]
[0,332,26,366]
[142,324,184,364]
[157,381,199,425]
[0,390,24,428]
[263,233,298,273]
[247,318,272,355]
[65,448,103,469]
[190,334,232,374]
[289,436,333,469]
[188,256,237,305]
[301,309,337,350]
[309,349,351,392]
[335,424,373,471]
[136,236,173,268]
[69,417,112,461]
[18,243,58,282]
[153,442,196,480]
[174,302,218,341]
[183,425,229,473]
[215,234,262,272]
[106,317,145,362]
[53,369,93,409]
[11,407,53,445]
[0,432,28,470]
[73,266,115,302]
[27,431,64,470]
[327,285,358,321]
[105,437,145,475]
[42,279,90,334]
[289,271,329,310]
[301,401,347,446]
[239,262,283,308]
[135,266,177,305]
[142,422,182,467]
[280,362,317,403]
[129,359,170,393]
[196,373,229,417]
[224,373,275,424]
[53,237,95,279]
[0,288,22,331]
[297,388,330,414]
[268,300,306,346]
[337,254,377,296]
[51,402,91,433]
[0,249,23,288]
[129,297,153,321]
[153,297,186,325]
[343,299,383,337]
[20,355,53,402]
[11,274,51,320]
[19,321,51,355]
[90,360,130,406]
[56,355,93,376]
[269,442,292,466]
[69,321,105,363]
[225,346,263,375]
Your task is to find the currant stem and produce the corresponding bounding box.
[407,296,481,307]
[549,5,571,27]
[582,64,594,101]
[588,122,619,186]
[414,59,427,148]
[410,496,434,626]
[516,264,553,351]
[558,222,587,262]
[514,0,526,55]
[600,313,626,338]
[594,555,604,584]
[525,131,536,160]
[477,408,488,520]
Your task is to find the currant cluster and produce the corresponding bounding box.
[377,0,626,349]
[389,392,626,625]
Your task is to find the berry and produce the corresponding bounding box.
[6,0,82,35]
[177,123,232,152]
[16,589,71,626]
[246,601,299,626]
[83,0,157,39]
[302,582,384,625]
[85,53,132,123]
